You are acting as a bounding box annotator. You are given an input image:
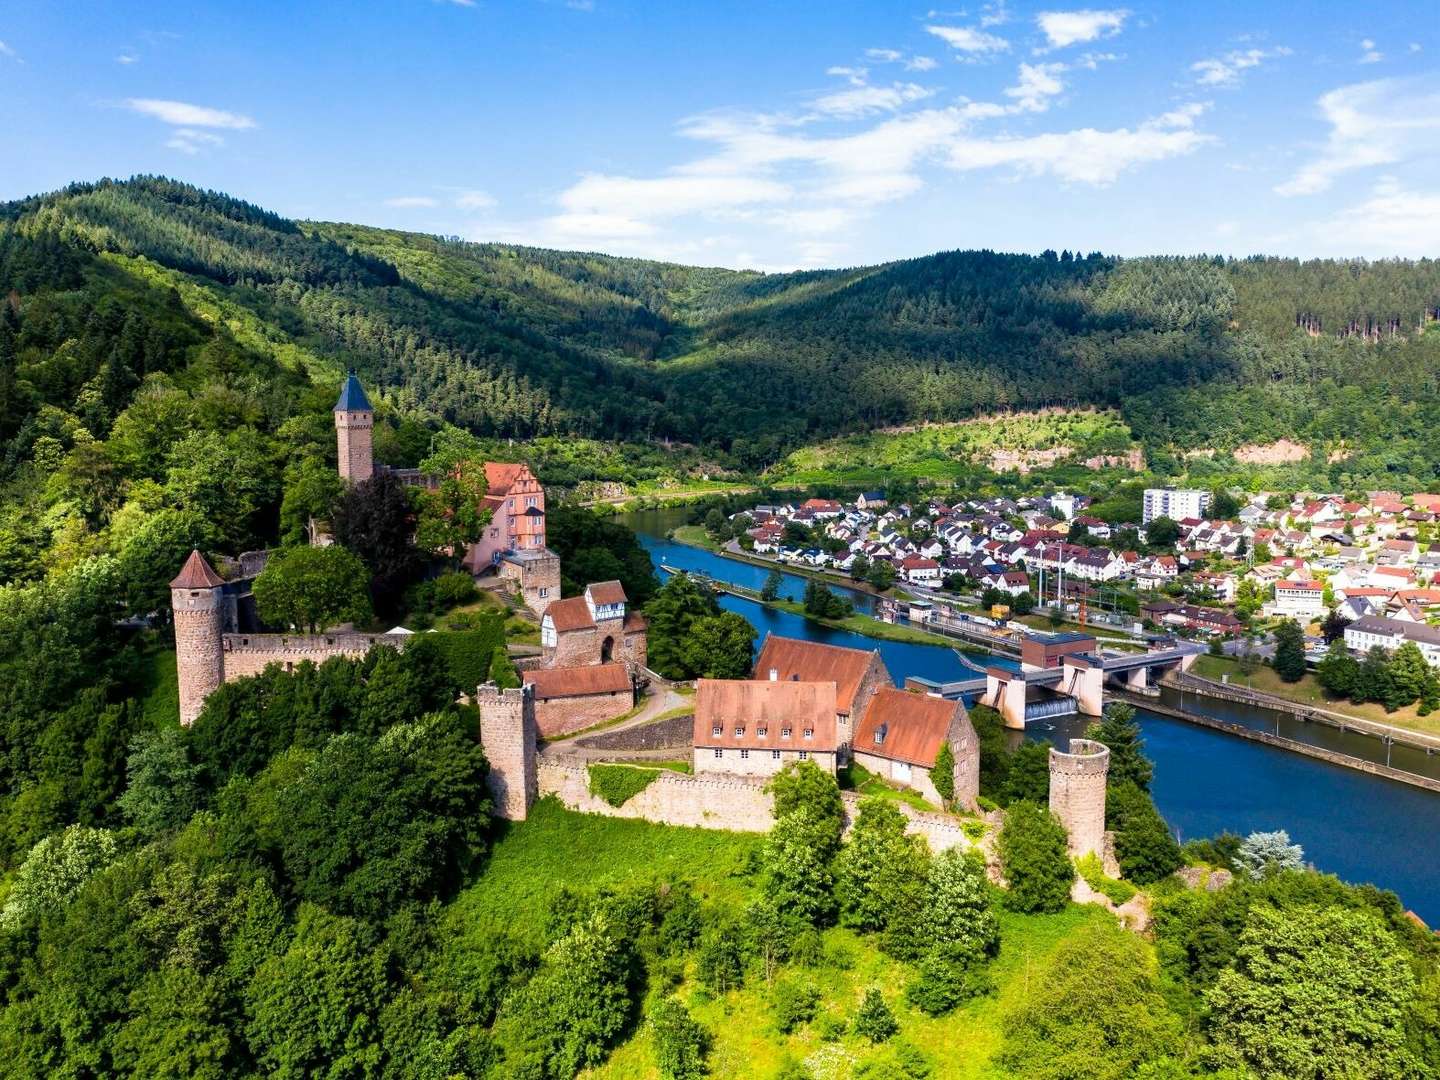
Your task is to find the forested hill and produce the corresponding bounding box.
[5,175,1440,489]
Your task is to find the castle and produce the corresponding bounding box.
[172,374,644,727]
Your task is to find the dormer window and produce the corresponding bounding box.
[734,726,745,738]
[803,728,814,740]
[711,724,722,737]
[873,721,887,745]
[757,726,767,738]
[781,727,792,738]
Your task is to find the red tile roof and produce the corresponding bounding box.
[525,663,631,700]
[853,689,960,768]
[753,635,884,716]
[693,679,837,750]
[170,550,225,589]
[586,580,628,606]
[544,596,594,632]
[484,461,535,497]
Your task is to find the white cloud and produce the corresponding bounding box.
[943,102,1212,184]
[980,0,1012,27]
[1036,9,1128,50]
[827,65,868,85]
[907,55,939,71]
[1005,62,1067,112]
[116,53,138,65]
[1191,45,1290,86]
[1074,51,1118,69]
[865,48,939,72]
[384,195,439,208]
[1409,43,1423,54]
[1276,76,1440,196]
[124,98,256,129]
[455,189,497,211]
[1359,39,1383,64]
[560,173,793,223]
[865,49,902,63]
[0,40,20,61]
[166,129,225,155]
[1315,178,1440,256]
[925,25,1010,55]
[814,82,935,119]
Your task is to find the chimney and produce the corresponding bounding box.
[769,668,779,681]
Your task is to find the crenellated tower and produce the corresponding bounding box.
[1048,738,1109,859]
[334,372,374,483]
[477,682,538,820]
[171,549,227,726]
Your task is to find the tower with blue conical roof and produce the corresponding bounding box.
[334,372,374,482]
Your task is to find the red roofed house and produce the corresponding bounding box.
[464,461,547,571]
[541,581,648,670]
[852,688,980,808]
[753,635,891,751]
[900,554,941,585]
[693,679,839,776]
[801,498,844,519]
[523,663,636,737]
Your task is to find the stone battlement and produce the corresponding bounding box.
[1049,738,1110,776]
[221,631,406,655]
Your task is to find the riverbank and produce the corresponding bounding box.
[1192,653,1440,741]
[1115,690,1440,794]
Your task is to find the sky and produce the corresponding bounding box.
[2,0,1438,271]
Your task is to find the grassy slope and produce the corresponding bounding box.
[455,799,1119,1079]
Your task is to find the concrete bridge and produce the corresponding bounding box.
[908,634,1206,729]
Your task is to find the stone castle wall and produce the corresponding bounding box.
[219,632,406,680]
[1049,738,1109,858]
[534,691,633,738]
[535,762,974,853]
[574,714,693,752]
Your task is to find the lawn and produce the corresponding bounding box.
[446,798,765,939]
[837,761,938,812]
[1191,654,1440,740]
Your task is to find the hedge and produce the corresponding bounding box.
[427,615,508,690]
[587,764,662,807]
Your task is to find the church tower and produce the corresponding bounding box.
[334,372,374,482]
[171,549,227,726]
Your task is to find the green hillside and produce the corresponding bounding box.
[6,175,1440,588]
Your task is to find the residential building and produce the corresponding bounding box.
[1143,488,1211,525]
[851,689,979,808]
[1272,579,1326,619]
[1345,616,1440,668]
[692,679,839,776]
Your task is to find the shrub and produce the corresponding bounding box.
[997,800,1074,913]
[1234,829,1305,879]
[853,988,899,1043]
[815,1012,848,1042]
[904,951,995,1017]
[1076,852,1137,905]
[931,741,955,804]
[587,764,661,808]
[999,920,1182,1079]
[1107,782,1183,885]
[772,977,821,1034]
[488,645,521,690]
[0,825,119,929]
[649,996,708,1080]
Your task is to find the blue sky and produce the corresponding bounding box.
[3,1,1438,269]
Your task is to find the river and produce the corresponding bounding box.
[623,508,1440,923]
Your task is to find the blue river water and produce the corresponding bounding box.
[627,511,1440,923]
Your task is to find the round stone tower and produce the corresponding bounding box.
[476,682,538,820]
[171,549,227,727]
[1048,738,1109,858]
[334,372,374,483]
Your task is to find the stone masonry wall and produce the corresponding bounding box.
[174,587,225,726]
[574,714,693,752]
[534,690,633,738]
[219,632,404,681]
[536,762,974,853]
